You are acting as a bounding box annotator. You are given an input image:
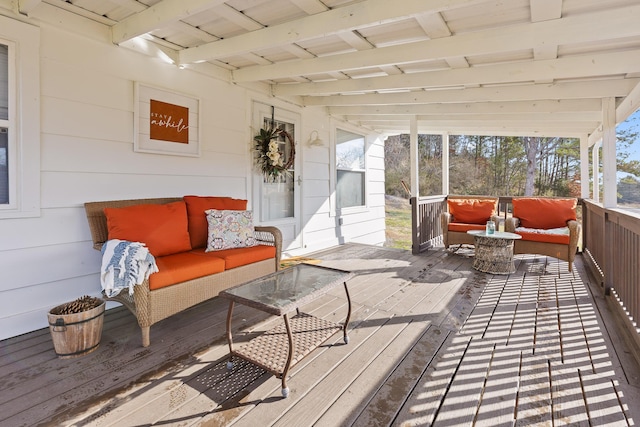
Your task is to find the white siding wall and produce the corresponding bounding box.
[0,9,386,340]
[336,135,387,247]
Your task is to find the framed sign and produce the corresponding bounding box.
[134,83,200,157]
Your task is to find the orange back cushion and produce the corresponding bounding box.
[512,197,577,229]
[104,201,192,257]
[447,199,497,224]
[183,195,248,248]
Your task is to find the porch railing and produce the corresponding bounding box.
[582,200,640,352]
[410,195,514,253]
[411,195,640,354]
[410,195,446,253]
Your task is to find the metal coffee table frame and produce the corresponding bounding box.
[219,263,354,398]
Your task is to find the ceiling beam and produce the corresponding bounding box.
[342,112,601,122]
[616,80,640,124]
[233,5,640,82]
[18,0,43,15]
[277,50,640,96]
[288,0,329,14]
[377,126,586,138]
[329,99,603,116]
[178,0,489,64]
[416,12,451,39]
[365,121,590,137]
[303,79,640,106]
[111,0,226,44]
[530,0,562,22]
[353,119,596,129]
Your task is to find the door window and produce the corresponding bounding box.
[336,129,366,209]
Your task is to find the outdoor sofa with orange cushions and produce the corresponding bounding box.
[440,196,500,249]
[505,197,580,271]
[84,196,282,347]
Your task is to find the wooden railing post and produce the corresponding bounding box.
[410,195,447,254]
[604,211,613,296]
[410,197,419,255]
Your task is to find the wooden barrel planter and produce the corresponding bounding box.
[48,296,105,359]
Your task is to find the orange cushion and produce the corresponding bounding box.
[448,223,486,233]
[447,199,497,224]
[184,195,248,248]
[512,198,577,229]
[190,245,276,270]
[149,252,225,290]
[104,201,192,257]
[516,230,570,245]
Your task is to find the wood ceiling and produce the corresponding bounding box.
[18,0,640,138]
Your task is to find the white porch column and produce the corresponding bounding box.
[442,132,450,195]
[410,116,419,197]
[592,142,600,203]
[579,134,590,198]
[602,97,617,208]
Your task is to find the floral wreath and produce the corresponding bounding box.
[253,126,295,181]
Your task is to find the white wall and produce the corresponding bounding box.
[0,6,386,340]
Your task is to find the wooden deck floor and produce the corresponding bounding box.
[1,244,639,426]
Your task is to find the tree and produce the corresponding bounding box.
[523,137,539,196]
[385,133,581,198]
[617,122,640,177]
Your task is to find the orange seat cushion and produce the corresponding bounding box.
[104,201,192,257]
[512,198,577,229]
[447,199,497,224]
[448,223,486,233]
[149,252,225,290]
[516,230,570,245]
[184,195,248,249]
[190,245,276,270]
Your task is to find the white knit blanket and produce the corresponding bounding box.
[100,239,159,297]
[515,226,569,235]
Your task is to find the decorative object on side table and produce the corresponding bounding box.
[47,295,105,359]
[253,125,295,182]
[486,220,496,234]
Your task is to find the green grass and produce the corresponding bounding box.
[385,202,412,250]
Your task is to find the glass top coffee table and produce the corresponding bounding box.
[467,230,522,274]
[219,263,354,398]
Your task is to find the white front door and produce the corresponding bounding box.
[252,102,302,252]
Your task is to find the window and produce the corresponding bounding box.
[0,128,7,204]
[336,129,365,209]
[0,17,40,218]
[260,116,295,221]
[0,43,8,204]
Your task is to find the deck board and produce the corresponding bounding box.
[318,324,450,427]
[1,243,639,427]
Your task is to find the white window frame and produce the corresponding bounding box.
[331,122,368,215]
[0,17,40,219]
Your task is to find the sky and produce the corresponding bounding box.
[617,108,640,162]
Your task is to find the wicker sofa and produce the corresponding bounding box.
[441,195,500,249]
[505,197,579,271]
[84,196,282,347]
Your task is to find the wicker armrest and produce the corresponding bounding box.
[505,217,519,232]
[441,212,453,225]
[440,212,452,247]
[567,220,580,254]
[255,225,283,270]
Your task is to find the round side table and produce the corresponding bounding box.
[467,230,522,274]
